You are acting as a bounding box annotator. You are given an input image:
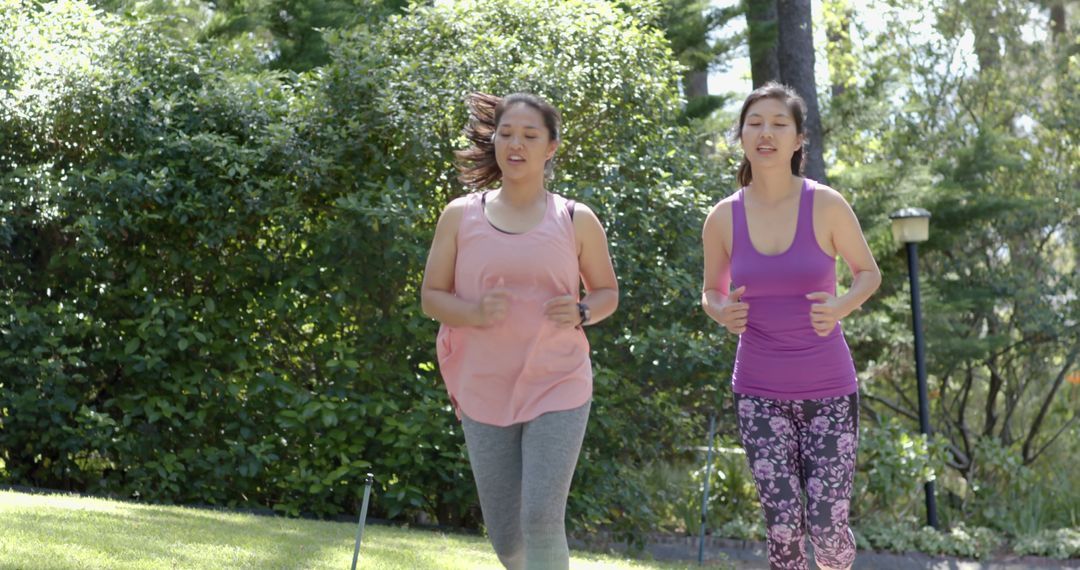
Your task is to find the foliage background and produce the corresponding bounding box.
[0,0,1077,555]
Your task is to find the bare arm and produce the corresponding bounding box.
[544,203,618,327]
[701,200,748,334]
[575,204,618,324]
[420,198,509,327]
[827,188,881,315]
[807,187,882,335]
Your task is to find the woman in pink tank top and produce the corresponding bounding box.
[421,93,618,569]
[701,83,881,570]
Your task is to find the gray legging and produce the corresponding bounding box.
[460,400,591,570]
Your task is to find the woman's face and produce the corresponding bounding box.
[740,97,803,170]
[494,103,558,183]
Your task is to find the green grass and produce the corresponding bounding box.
[0,490,719,569]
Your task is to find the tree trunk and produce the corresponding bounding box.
[684,70,710,101]
[776,0,827,184]
[746,0,780,87]
[1049,3,1066,43]
[968,0,1001,72]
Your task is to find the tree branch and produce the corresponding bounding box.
[982,349,1004,438]
[1021,345,1080,463]
[1000,339,1054,443]
[1027,416,1080,466]
[882,357,919,414]
[945,441,970,472]
[956,363,975,467]
[864,393,918,422]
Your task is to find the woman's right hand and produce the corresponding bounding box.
[473,278,511,327]
[709,285,749,335]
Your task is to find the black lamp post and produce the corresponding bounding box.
[889,207,938,529]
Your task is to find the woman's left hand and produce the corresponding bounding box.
[544,295,581,329]
[806,291,846,337]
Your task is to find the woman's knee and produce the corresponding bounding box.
[809,526,856,570]
[520,501,564,535]
[767,522,805,548]
[495,549,524,570]
[487,527,525,569]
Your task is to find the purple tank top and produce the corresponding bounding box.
[729,179,858,399]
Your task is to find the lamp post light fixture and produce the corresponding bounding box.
[889,207,938,529]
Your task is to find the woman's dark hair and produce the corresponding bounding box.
[732,82,808,187]
[455,92,561,189]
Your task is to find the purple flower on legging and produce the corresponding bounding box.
[831,499,850,524]
[768,416,789,435]
[753,459,775,479]
[837,432,856,456]
[738,398,755,417]
[807,477,824,497]
[810,415,830,433]
[769,524,794,543]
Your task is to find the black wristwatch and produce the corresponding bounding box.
[577,302,591,327]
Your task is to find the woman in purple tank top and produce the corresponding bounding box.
[701,83,881,570]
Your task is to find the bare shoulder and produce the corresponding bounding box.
[570,201,608,245]
[432,194,473,241]
[446,194,472,212]
[813,184,862,227]
[704,192,738,231]
[439,194,471,221]
[571,200,600,222]
[812,183,854,212]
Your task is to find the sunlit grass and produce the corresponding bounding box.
[0,490,723,569]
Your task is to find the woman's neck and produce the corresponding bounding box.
[748,171,802,206]
[497,178,547,207]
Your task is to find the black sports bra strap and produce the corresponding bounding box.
[483,191,574,219]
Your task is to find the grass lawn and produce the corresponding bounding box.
[0,490,723,569]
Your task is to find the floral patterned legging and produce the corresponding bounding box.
[735,392,859,570]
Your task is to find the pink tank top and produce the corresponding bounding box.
[729,179,858,399]
[436,191,592,426]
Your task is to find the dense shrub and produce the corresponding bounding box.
[1014,528,1080,560]
[0,0,389,518]
[855,520,1001,560]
